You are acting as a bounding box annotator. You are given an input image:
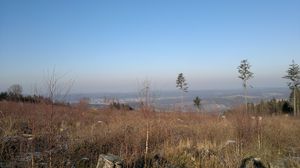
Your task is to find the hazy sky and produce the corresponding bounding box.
[0,0,299,93]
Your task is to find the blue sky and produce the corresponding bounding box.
[0,0,299,93]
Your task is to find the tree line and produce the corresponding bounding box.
[0,87,64,105]
[0,84,51,103]
[247,99,293,115]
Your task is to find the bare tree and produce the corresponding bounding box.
[45,68,74,104]
[7,84,23,97]
[45,68,74,126]
[139,80,152,167]
[238,59,254,113]
[44,68,74,168]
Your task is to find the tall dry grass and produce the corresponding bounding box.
[0,101,299,167]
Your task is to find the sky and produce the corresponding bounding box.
[0,0,299,93]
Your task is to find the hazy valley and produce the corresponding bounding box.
[68,87,290,112]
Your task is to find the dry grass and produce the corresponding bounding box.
[0,101,300,167]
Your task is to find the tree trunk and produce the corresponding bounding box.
[144,122,149,168]
[296,87,300,116]
[181,91,184,112]
[244,81,248,113]
[294,87,296,116]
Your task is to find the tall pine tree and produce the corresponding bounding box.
[283,60,300,116]
[238,59,254,113]
[176,73,188,111]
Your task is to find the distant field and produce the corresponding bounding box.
[0,101,299,167]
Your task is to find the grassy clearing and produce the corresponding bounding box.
[0,101,299,167]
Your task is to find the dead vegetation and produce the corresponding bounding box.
[0,101,300,167]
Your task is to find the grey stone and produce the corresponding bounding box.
[96,154,123,168]
[240,156,267,168]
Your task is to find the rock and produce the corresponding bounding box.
[152,154,175,168]
[76,157,90,168]
[0,136,28,161]
[131,154,175,168]
[96,154,123,168]
[240,156,267,168]
[0,162,9,168]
